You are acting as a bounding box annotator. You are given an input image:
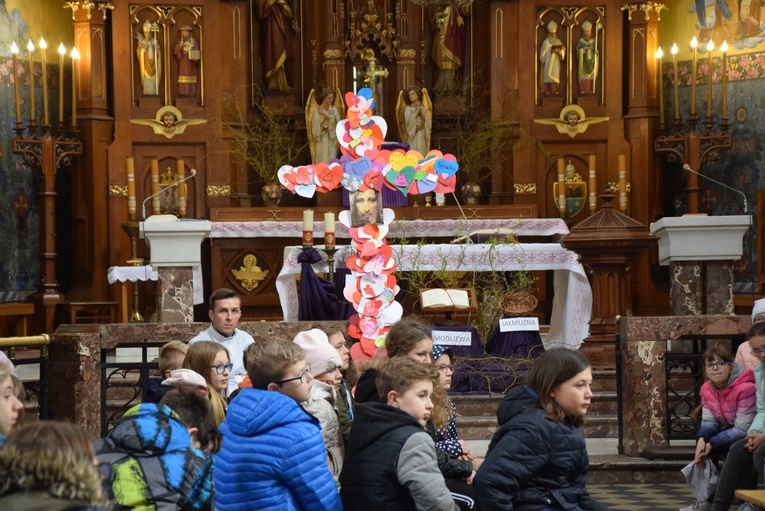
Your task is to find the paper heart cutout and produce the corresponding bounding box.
[362,167,384,191]
[389,151,419,171]
[435,159,459,177]
[314,163,343,192]
[385,166,416,195]
[345,157,373,179]
[416,175,438,194]
[277,165,297,191]
[295,183,316,198]
[434,174,457,193]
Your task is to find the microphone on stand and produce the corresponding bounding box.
[682,164,748,213]
[141,169,197,221]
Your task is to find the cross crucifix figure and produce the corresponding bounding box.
[363,53,388,113]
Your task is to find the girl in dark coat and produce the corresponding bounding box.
[474,348,609,511]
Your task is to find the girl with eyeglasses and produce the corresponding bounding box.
[680,344,756,511]
[183,341,230,427]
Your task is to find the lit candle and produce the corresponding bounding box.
[39,38,48,126]
[690,37,698,117]
[70,47,79,126]
[58,43,65,124]
[706,40,714,118]
[588,155,597,214]
[671,43,680,121]
[324,212,336,248]
[11,42,21,124]
[557,158,565,217]
[126,157,136,217]
[721,40,728,119]
[302,209,314,247]
[656,47,665,127]
[177,159,187,217]
[151,159,160,215]
[26,40,35,122]
[618,154,628,213]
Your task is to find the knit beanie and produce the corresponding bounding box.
[162,368,208,393]
[293,329,343,377]
[753,298,765,322]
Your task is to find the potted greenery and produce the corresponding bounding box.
[220,89,307,206]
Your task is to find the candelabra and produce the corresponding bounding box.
[120,221,144,322]
[12,124,82,333]
[325,246,338,283]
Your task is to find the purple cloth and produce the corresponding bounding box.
[484,326,545,359]
[297,248,338,321]
[451,358,532,395]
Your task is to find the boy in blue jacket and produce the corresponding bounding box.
[214,337,342,511]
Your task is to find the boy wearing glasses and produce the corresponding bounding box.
[189,288,255,396]
[293,329,345,485]
[214,338,341,511]
[340,357,458,510]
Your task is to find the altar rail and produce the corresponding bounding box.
[53,321,346,441]
[0,334,51,421]
[617,315,751,457]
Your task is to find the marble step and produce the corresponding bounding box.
[457,413,619,440]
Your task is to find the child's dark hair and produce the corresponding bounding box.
[747,322,765,340]
[703,343,734,364]
[527,348,591,427]
[385,316,432,358]
[375,357,438,403]
[160,388,221,453]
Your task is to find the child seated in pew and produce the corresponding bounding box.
[680,344,756,511]
[143,340,188,403]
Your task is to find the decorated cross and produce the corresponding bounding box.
[277,88,459,359]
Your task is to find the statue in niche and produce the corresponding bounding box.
[257,0,299,91]
[130,105,207,139]
[396,86,432,155]
[136,21,161,96]
[431,6,470,95]
[575,20,599,95]
[306,88,343,164]
[174,24,200,96]
[538,20,565,96]
[533,104,608,138]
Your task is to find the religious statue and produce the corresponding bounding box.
[538,20,565,96]
[136,21,161,96]
[306,88,343,164]
[130,105,207,139]
[431,6,470,95]
[575,21,599,95]
[395,87,433,155]
[174,24,200,97]
[257,0,298,91]
[533,104,609,138]
[360,50,388,112]
[694,0,762,46]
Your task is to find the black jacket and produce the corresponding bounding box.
[340,402,457,511]
[474,386,609,511]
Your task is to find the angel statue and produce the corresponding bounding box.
[533,104,608,138]
[306,88,343,163]
[395,87,432,155]
[130,106,207,139]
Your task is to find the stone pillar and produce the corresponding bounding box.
[669,260,734,315]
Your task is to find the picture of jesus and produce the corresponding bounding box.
[350,188,383,226]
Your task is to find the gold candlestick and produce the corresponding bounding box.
[706,40,714,120]
[325,245,338,283]
[57,44,65,125]
[689,37,698,119]
[11,43,21,126]
[39,38,48,127]
[27,40,35,125]
[656,47,664,128]
[121,221,145,322]
[671,44,680,122]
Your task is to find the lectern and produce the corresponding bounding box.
[141,218,211,322]
[650,215,751,315]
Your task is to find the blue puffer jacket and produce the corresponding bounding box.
[474,386,608,511]
[214,388,342,511]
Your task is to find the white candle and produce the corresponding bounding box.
[39,38,48,125]
[324,212,335,233]
[58,43,65,123]
[671,43,679,121]
[690,37,697,117]
[721,40,728,119]
[706,40,714,118]
[27,40,35,122]
[656,47,664,127]
[11,42,21,123]
[71,47,79,126]
[303,210,314,232]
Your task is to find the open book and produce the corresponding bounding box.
[420,288,475,310]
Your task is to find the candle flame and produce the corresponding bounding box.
[690,36,698,49]
[39,37,47,49]
[71,47,79,59]
[58,43,66,55]
[721,41,728,52]
[671,43,678,55]
[655,47,663,59]
[27,39,34,52]
[11,42,18,54]
[707,40,714,51]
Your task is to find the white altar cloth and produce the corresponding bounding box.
[107,265,204,305]
[210,218,569,239]
[276,243,592,350]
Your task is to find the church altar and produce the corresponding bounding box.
[277,243,592,350]
[209,217,569,239]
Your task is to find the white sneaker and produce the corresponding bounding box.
[679,502,711,511]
